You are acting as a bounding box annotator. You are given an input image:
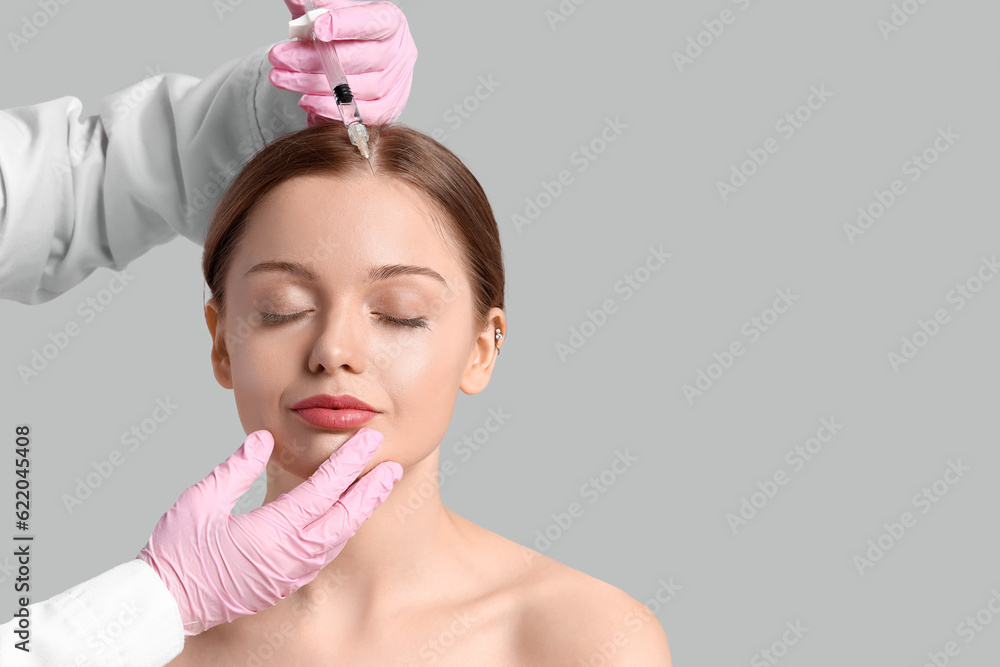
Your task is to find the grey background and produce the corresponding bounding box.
[2,0,999,664]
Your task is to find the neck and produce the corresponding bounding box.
[261,445,463,626]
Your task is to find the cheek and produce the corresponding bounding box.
[373,328,466,466]
[228,335,291,430]
[381,325,461,405]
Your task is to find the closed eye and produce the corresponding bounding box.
[258,311,306,325]
[375,313,429,329]
[257,311,429,329]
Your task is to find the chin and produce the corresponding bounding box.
[267,424,385,481]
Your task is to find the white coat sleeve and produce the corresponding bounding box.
[0,559,184,666]
[0,43,305,305]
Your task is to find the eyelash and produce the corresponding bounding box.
[258,311,429,329]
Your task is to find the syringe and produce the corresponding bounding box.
[289,1,373,171]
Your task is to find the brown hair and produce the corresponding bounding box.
[202,121,505,335]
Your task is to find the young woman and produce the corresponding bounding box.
[169,122,671,665]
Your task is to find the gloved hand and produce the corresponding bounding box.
[136,427,402,636]
[268,0,418,126]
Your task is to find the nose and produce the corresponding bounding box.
[307,307,368,375]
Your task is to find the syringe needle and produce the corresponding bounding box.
[292,1,372,163]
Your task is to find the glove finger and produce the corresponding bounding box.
[269,68,335,96]
[298,71,410,126]
[269,38,396,76]
[339,47,414,102]
[272,58,410,103]
[273,428,384,526]
[285,0,363,20]
[305,110,325,128]
[312,2,404,43]
[291,41,414,125]
[297,98,342,127]
[304,461,402,560]
[284,0,305,19]
[223,514,312,602]
[192,430,273,510]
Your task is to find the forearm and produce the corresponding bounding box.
[0,560,183,666]
[0,44,304,305]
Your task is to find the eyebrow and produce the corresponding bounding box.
[242,260,448,287]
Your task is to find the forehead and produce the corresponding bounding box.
[228,174,465,289]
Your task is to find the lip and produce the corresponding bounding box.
[291,394,379,430]
[291,395,377,411]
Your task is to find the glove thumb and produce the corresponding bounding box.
[203,430,274,512]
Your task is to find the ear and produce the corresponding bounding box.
[205,297,233,390]
[460,308,506,395]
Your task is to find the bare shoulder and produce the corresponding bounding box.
[487,535,672,666]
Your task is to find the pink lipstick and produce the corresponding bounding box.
[291,394,378,429]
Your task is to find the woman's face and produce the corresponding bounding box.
[204,174,501,482]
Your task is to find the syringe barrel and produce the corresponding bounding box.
[334,89,364,133]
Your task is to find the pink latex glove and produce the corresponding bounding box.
[268,0,418,126]
[136,427,402,635]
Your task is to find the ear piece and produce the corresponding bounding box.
[495,327,503,356]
